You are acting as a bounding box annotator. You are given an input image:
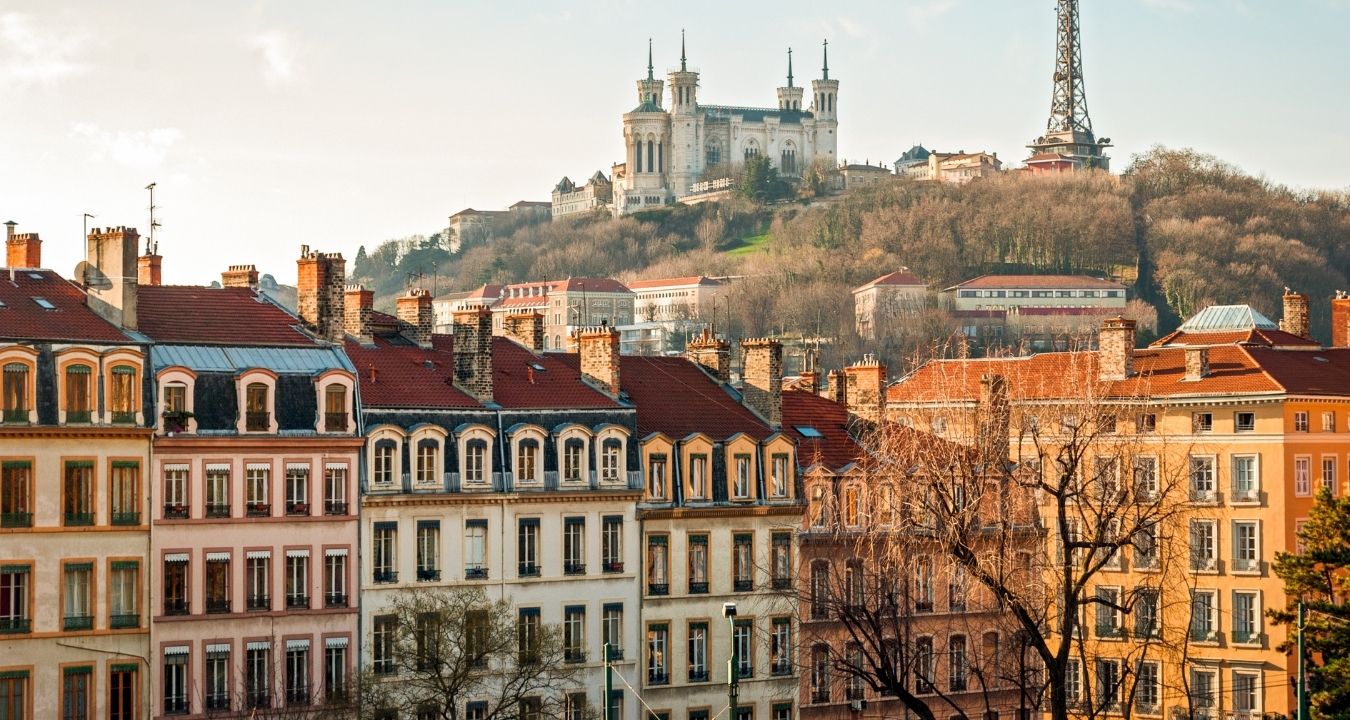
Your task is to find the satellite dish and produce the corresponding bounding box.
[74,261,112,290]
[1099,137,1112,145]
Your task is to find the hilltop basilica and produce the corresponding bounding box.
[613,36,839,215]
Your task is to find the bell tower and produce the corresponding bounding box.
[668,30,702,197]
[776,48,803,111]
[810,39,839,159]
[619,39,673,213]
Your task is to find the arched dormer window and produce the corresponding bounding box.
[244,382,270,432]
[648,454,667,500]
[415,438,440,486]
[324,385,348,432]
[600,438,623,485]
[516,438,540,484]
[464,439,488,485]
[373,439,397,487]
[2,361,33,423]
[108,365,137,424]
[563,439,585,483]
[64,364,93,423]
[769,452,791,499]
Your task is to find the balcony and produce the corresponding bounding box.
[324,413,348,432]
[286,594,310,609]
[206,695,230,712]
[847,686,866,701]
[915,601,933,613]
[564,562,586,576]
[603,561,624,574]
[417,569,441,582]
[247,595,271,611]
[688,669,709,683]
[647,582,669,596]
[246,502,271,518]
[164,697,189,715]
[164,600,189,616]
[648,670,669,686]
[64,511,95,526]
[812,689,831,704]
[162,411,191,434]
[111,411,136,425]
[246,411,270,432]
[324,500,349,516]
[1189,488,1218,504]
[518,563,540,578]
[772,577,792,590]
[205,503,230,518]
[0,617,30,633]
[111,511,140,526]
[1096,623,1124,639]
[772,661,792,677]
[688,582,709,594]
[1189,627,1218,643]
[0,511,32,528]
[734,579,753,592]
[63,614,94,631]
[163,503,189,519]
[325,592,348,609]
[1231,630,1261,645]
[374,570,398,584]
[1190,556,1218,573]
[465,566,488,580]
[206,598,231,614]
[564,649,586,664]
[1231,489,1260,504]
[285,501,310,516]
[1232,557,1259,573]
[66,410,92,424]
[110,613,140,629]
[247,691,271,710]
[286,687,311,707]
[2,408,28,424]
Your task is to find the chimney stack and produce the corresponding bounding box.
[452,306,494,402]
[740,338,783,428]
[979,373,1011,466]
[344,285,375,345]
[799,369,819,393]
[578,326,622,397]
[296,247,347,343]
[1332,291,1350,348]
[1184,347,1210,381]
[221,264,260,290]
[844,354,887,421]
[5,222,41,268]
[826,369,847,405]
[686,327,731,384]
[503,312,545,353]
[1280,288,1310,339]
[396,288,435,349]
[85,226,140,330]
[137,253,161,286]
[1097,316,1136,381]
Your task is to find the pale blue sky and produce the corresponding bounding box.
[2,0,1347,285]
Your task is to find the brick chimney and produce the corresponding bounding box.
[578,326,622,397]
[1097,316,1136,381]
[1184,347,1210,381]
[452,306,494,402]
[503,312,545,353]
[5,222,41,268]
[344,285,375,345]
[396,288,434,349]
[1280,288,1310,339]
[979,373,1010,466]
[85,226,140,330]
[826,369,847,405]
[740,338,783,428]
[221,264,259,289]
[1332,291,1350,348]
[686,327,730,384]
[799,369,819,393]
[296,246,347,343]
[844,354,887,421]
[137,253,162,286]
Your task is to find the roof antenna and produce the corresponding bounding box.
[145,182,160,255]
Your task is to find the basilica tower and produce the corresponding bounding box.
[667,31,702,196]
[809,40,838,161]
[776,48,804,111]
[619,39,673,212]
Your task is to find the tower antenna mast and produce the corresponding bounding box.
[145,182,161,255]
[1047,0,1091,134]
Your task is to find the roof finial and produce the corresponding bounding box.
[680,29,687,71]
[787,47,794,87]
[822,38,829,80]
[647,38,654,80]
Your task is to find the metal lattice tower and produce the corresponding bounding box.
[1046,0,1092,135]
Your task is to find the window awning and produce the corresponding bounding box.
[163,646,189,656]
[163,463,190,472]
[324,548,348,558]
[246,641,270,651]
[286,638,310,650]
[206,644,231,655]
[245,462,271,471]
[286,463,310,472]
[245,550,271,560]
[286,549,310,559]
[163,553,189,563]
[205,552,230,562]
[325,636,349,649]
[325,462,348,471]
[205,463,231,472]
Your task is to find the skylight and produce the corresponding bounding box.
[26,272,42,280]
[32,297,55,310]
[530,363,547,372]
[795,426,823,438]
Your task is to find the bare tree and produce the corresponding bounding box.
[356,587,590,720]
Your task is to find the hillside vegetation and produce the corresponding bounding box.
[350,147,1350,371]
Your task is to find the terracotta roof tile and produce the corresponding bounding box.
[1150,328,1319,348]
[625,276,724,290]
[782,390,863,471]
[0,269,131,343]
[138,285,317,346]
[854,270,926,291]
[491,339,622,410]
[614,355,771,440]
[946,274,1124,291]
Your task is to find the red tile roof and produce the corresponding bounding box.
[138,285,317,346]
[1150,327,1319,348]
[946,274,1124,291]
[615,355,771,440]
[626,276,724,290]
[782,390,863,471]
[854,270,926,291]
[0,270,132,343]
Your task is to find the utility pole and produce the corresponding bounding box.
[725,604,739,720]
[604,642,614,720]
[1297,601,1308,720]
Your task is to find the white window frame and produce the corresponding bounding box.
[1295,455,1311,496]
[1232,520,1260,573]
[1231,454,1260,502]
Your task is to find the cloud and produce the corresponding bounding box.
[0,12,89,86]
[70,123,183,168]
[250,31,299,86]
[904,0,959,25]
[1141,0,1194,11]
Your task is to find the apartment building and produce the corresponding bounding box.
[623,276,729,355]
[943,274,1128,352]
[0,228,153,719]
[851,270,928,340]
[492,278,634,351]
[347,289,645,720]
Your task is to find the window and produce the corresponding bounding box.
[64,364,92,422]
[2,362,30,421]
[109,365,136,423]
[1189,456,1215,502]
[374,522,397,583]
[1065,658,1082,703]
[325,641,349,701]
[415,440,438,486]
[1233,670,1261,715]
[915,557,934,611]
[1324,411,1336,432]
[688,622,708,681]
[844,486,861,526]
[733,454,752,499]
[1235,411,1255,432]
[563,439,584,482]
[733,533,753,591]
[1233,590,1260,643]
[102,461,137,525]
[205,555,230,613]
[810,485,830,528]
[949,564,967,610]
[1192,412,1213,433]
[773,704,792,720]
[1190,520,1217,571]
[286,552,310,608]
[246,553,271,610]
[163,556,188,615]
[647,536,668,595]
[246,465,270,516]
[564,606,585,662]
[163,650,188,714]
[601,439,622,483]
[1137,661,1160,713]
[464,439,487,484]
[373,442,395,486]
[205,467,229,518]
[518,608,541,664]
[63,562,93,630]
[733,619,753,677]
[1136,413,1156,433]
[771,533,792,589]
[1190,589,1217,640]
[811,645,831,702]
[1191,668,1217,713]
[1096,659,1122,710]
[1,564,31,632]
[64,460,93,526]
[373,615,396,674]
[647,454,667,499]
[688,534,708,593]
[246,644,271,708]
[647,623,669,684]
[518,518,540,576]
[516,439,538,483]
[324,466,348,515]
[603,516,623,572]
[417,521,441,581]
[205,648,230,711]
[770,454,789,497]
[771,618,792,675]
[688,454,707,499]
[285,465,309,515]
[1232,455,1259,501]
[1295,411,1309,432]
[949,635,967,692]
[109,664,138,720]
[1296,456,1311,496]
[1133,524,1158,570]
[245,383,270,431]
[602,604,624,659]
[163,382,188,431]
[1,460,32,528]
[564,517,585,575]
[810,562,829,620]
[465,520,487,578]
[110,561,139,627]
[324,550,348,607]
[324,385,348,432]
[1323,456,1338,494]
[1135,588,1159,638]
[1233,521,1259,572]
[285,643,310,706]
[915,637,934,693]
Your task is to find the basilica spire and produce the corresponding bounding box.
[680,29,687,71]
[787,47,794,87]
[647,38,654,80]
[822,38,829,80]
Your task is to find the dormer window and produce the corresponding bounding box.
[601,438,622,484]
[733,454,752,499]
[770,454,790,498]
[245,383,270,432]
[516,439,539,483]
[688,454,707,500]
[109,365,137,424]
[65,364,93,423]
[373,440,396,487]
[415,439,439,486]
[465,440,488,485]
[164,383,187,414]
[648,455,667,500]
[324,385,348,432]
[563,440,585,483]
[2,363,29,423]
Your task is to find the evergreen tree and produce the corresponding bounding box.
[352,245,371,278]
[1272,487,1350,720]
[737,154,789,203]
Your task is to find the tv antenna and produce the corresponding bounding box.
[145,182,161,255]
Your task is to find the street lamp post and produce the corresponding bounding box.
[724,603,739,720]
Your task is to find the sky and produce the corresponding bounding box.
[1,0,1348,286]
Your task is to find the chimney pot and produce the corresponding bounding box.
[296,248,346,343]
[396,287,435,349]
[5,224,41,269]
[686,327,731,384]
[843,354,886,421]
[1280,288,1310,340]
[578,326,622,397]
